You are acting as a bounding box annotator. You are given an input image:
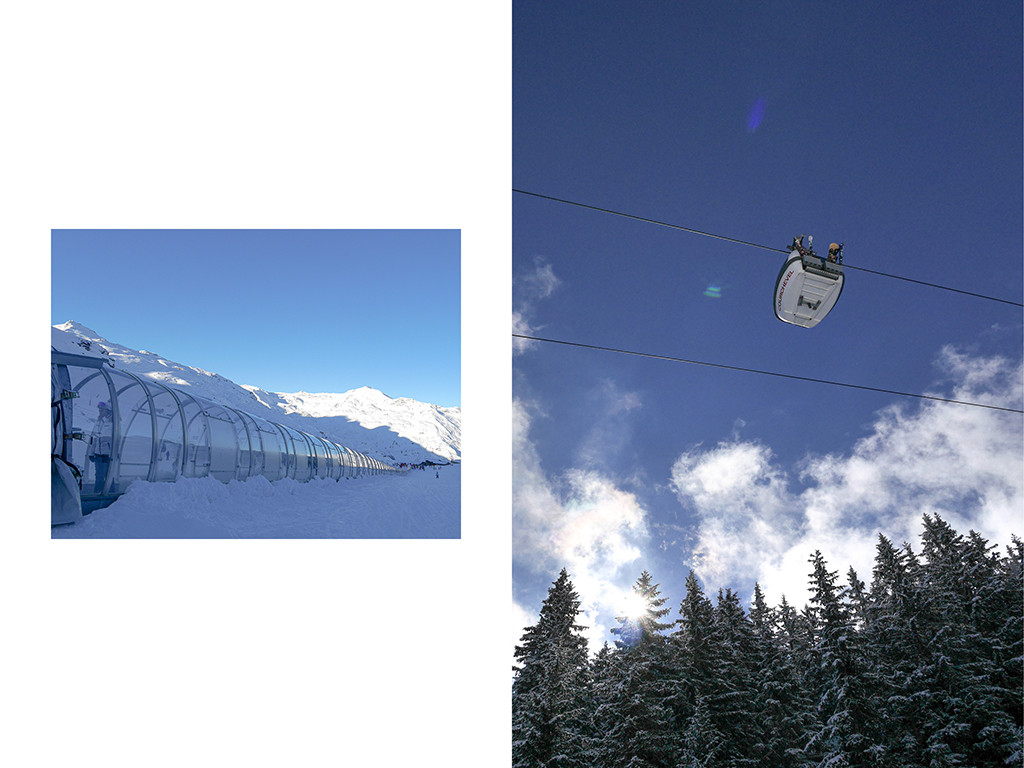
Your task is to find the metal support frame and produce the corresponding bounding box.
[52,351,402,513]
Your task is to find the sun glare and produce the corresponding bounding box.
[619,590,649,621]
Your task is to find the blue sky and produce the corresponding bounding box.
[513,2,1023,651]
[52,229,461,406]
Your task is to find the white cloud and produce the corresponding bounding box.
[513,397,650,652]
[670,441,803,598]
[520,260,560,300]
[511,311,534,353]
[574,378,643,471]
[512,257,561,355]
[671,349,1023,607]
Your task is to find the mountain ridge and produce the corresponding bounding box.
[52,321,460,464]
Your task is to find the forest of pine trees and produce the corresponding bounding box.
[512,515,1022,768]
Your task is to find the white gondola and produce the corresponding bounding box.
[773,246,845,328]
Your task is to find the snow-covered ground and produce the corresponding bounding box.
[52,463,460,539]
[52,321,461,538]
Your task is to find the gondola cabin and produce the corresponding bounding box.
[773,248,845,328]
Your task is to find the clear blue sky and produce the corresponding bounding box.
[513,2,1023,650]
[52,229,461,406]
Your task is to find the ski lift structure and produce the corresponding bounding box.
[773,236,845,328]
[51,349,402,523]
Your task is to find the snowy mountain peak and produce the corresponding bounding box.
[54,320,103,339]
[52,322,460,463]
[353,385,393,399]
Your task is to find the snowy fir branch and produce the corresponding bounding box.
[512,515,1023,768]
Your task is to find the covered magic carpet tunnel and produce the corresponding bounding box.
[51,349,402,524]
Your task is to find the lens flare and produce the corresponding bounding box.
[704,284,722,298]
[747,97,766,133]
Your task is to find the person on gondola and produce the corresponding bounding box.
[791,234,812,256]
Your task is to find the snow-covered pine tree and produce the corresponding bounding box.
[804,551,875,768]
[676,693,725,768]
[865,534,930,767]
[593,571,678,768]
[610,570,673,649]
[513,569,596,768]
[513,518,1022,768]
[995,535,1024,765]
[706,588,761,767]
[671,571,717,716]
[776,594,817,697]
[749,584,815,767]
[963,528,1024,751]
[913,515,1021,767]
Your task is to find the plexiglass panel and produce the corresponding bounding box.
[54,355,400,510]
[116,376,155,488]
[257,422,286,481]
[151,385,185,482]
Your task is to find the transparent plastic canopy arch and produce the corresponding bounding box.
[52,350,401,513]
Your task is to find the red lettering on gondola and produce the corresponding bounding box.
[777,269,794,311]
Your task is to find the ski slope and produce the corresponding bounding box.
[52,463,460,539]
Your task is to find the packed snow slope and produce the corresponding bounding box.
[53,321,461,465]
[52,463,460,539]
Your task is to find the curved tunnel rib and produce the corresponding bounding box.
[52,350,402,514]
